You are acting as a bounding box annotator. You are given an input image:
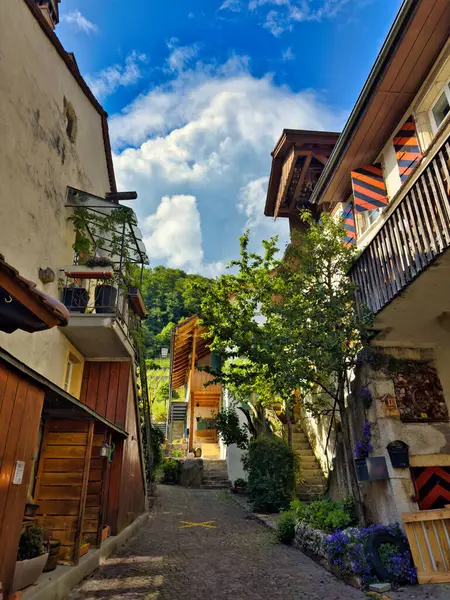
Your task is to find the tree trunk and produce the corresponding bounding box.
[337,383,365,524]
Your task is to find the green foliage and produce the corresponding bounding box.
[17,524,46,561]
[243,436,296,513]
[151,423,165,474]
[215,408,248,449]
[291,498,356,533]
[234,478,247,488]
[276,510,297,544]
[151,381,179,423]
[140,266,212,357]
[162,458,179,482]
[171,449,183,458]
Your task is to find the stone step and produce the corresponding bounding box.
[300,459,321,467]
[292,441,311,450]
[297,493,324,502]
[294,449,315,457]
[203,474,229,482]
[201,482,231,489]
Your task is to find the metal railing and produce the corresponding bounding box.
[61,272,140,350]
[350,133,450,314]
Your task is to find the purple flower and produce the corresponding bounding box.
[354,419,373,459]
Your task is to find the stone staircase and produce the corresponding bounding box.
[292,426,327,502]
[201,459,231,490]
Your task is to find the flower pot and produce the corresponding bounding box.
[387,444,409,469]
[79,543,90,558]
[95,284,117,314]
[62,287,89,313]
[354,458,369,481]
[12,553,49,592]
[43,541,60,572]
[24,503,39,518]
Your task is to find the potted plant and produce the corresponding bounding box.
[62,282,89,313]
[232,478,247,495]
[387,440,409,469]
[162,458,179,483]
[24,499,40,518]
[94,281,117,314]
[12,525,49,593]
[79,541,90,558]
[354,420,373,482]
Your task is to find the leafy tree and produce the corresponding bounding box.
[200,211,372,520]
[140,266,211,357]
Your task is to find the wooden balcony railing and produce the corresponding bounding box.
[350,133,450,314]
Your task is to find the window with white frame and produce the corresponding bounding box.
[430,83,450,132]
[63,358,74,392]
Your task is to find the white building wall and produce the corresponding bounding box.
[0,0,112,392]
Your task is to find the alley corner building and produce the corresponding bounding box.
[265,0,450,542]
[0,0,151,597]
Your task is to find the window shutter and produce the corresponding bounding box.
[351,163,388,213]
[341,203,356,246]
[393,115,422,183]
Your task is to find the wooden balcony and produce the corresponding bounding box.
[350,132,450,315]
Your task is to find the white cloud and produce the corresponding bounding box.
[219,0,242,12]
[86,51,147,100]
[111,55,345,274]
[143,195,226,275]
[282,47,295,61]
[224,0,352,35]
[166,39,200,73]
[61,10,98,34]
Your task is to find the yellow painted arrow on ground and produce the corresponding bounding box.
[178,521,217,529]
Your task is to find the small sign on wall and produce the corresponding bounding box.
[12,460,25,485]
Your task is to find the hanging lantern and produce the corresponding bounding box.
[100,440,110,458]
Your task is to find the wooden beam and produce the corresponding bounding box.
[274,147,297,219]
[290,152,312,208]
[74,421,94,564]
[312,152,330,166]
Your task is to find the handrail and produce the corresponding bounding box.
[350,132,450,314]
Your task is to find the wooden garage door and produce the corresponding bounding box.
[0,363,44,597]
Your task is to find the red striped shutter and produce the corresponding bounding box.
[393,115,422,183]
[341,202,356,246]
[351,163,388,213]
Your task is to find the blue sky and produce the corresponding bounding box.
[58,0,402,275]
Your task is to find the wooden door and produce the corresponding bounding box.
[402,509,450,584]
[0,363,44,597]
[34,419,94,564]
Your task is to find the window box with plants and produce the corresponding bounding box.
[12,524,49,593]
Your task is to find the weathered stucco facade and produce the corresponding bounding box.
[0,0,113,393]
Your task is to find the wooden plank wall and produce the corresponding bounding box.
[83,425,111,546]
[34,420,94,564]
[0,363,44,598]
[80,361,130,428]
[117,378,146,532]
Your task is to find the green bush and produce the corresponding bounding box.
[17,524,46,561]
[234,478,247,488]
[243,436,295,513]
[162,458,179,483]
[276,510,296,544]
[291,498,356,533]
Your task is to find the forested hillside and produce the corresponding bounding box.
[140,266,212,357]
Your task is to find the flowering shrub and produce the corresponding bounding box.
[360,385,373,408]
[327,524,417,588]
[354,419,373,459]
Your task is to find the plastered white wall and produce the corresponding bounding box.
[0,0,112,388]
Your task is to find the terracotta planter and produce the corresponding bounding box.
[12,553,49,593]
[79,543,90,558]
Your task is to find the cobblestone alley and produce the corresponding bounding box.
[67,485,450,600]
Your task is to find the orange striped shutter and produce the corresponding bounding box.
[393,115,422,182]
[341,202,356,246]
[351,163,388,213]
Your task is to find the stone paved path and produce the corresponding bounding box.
[68,485,367,599]
[67,485,450,600]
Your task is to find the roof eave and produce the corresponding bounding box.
[309,0,419,205]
